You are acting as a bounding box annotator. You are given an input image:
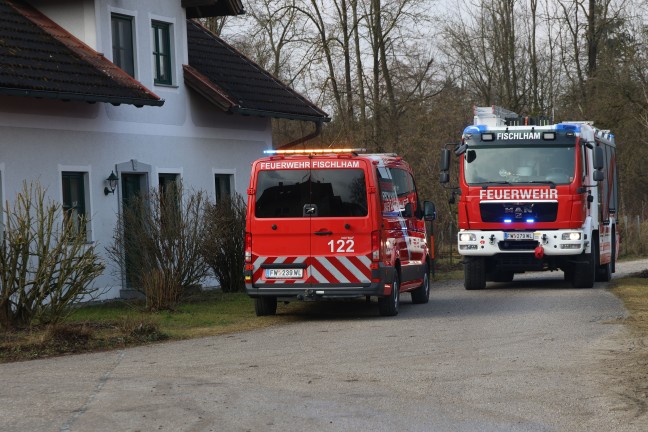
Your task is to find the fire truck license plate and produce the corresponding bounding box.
[504,232,534,240]
[266,269,303,279]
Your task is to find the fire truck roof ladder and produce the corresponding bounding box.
[473,106,519,127]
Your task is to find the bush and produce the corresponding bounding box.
[108,182,211,310]
[202,194,246,293]
[0,182,105,330]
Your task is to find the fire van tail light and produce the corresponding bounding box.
[371,230,381,262]
[245,232,252,263]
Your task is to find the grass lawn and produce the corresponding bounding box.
[0,291,300,363]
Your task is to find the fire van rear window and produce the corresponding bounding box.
[255,169,368,218]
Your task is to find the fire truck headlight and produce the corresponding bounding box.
[562,232,582,241]
[459,233,477,242]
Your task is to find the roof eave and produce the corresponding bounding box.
[183,64,236,111]
[183,0,245,18]
[0,87,165,107]
[230,106,330,123]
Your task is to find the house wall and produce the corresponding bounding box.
[1,1,273,299]
[29,0,98,49]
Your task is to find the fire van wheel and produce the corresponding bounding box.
[255,296,277,316]
[378,273,400,317]
[464,257,486,290]
[411,265,430,304]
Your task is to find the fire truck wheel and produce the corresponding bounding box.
[411,265,430,304]
[572,252,595,288]
[255,296,277,316]
[378,273,400,316]
[611,228,617,274]
[464,257,486,290]
[595,235,612,282]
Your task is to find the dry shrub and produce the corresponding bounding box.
[141,268,181,311]
[202,194,246,293]
[0,182,105,330]
[108,182,210,310]
[42,324,93,345]
[118,316,165,342]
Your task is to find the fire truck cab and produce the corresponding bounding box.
[245,149,436,316]
[441,106,620,289]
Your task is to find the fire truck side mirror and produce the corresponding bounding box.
[440,149,451,184]
[593,147,605,181]
[424,201,437,221]
[593,146,604,170]
[440,149,451,171]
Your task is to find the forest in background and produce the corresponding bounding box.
[203,0,648,256]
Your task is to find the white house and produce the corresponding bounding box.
[0,0,329,299]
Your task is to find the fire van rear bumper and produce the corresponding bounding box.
[245,265,397,300]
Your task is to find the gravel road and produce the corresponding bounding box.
[1,259,647,432]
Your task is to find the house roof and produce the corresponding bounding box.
[0,0,163,107]
[183,0,245,18]
[185,20,329,123]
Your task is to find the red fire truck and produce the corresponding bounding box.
[245,149,437,316]
[440,106,620,289]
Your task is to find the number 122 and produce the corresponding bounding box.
[328,239,355,253]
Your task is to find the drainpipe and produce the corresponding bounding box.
[275,121,322,150]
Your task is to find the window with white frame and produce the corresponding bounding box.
[111,13,135,77]
[214,173,233,202]
[151,20,172,85]
[61,172,88,238]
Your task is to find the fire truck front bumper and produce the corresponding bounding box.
[457,229,588,257]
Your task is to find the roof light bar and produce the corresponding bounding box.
[264,148,366,155]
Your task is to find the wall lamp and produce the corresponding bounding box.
[104,171,119,195]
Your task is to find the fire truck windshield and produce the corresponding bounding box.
[463,145,576,185]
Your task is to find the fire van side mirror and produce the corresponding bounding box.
[440,149,451,184]
[424,201,437,221]
[593,170,604,182]
[402,202,413,218]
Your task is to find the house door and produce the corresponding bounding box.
[121,173,146,288]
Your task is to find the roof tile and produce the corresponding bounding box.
[0,0,163,107]
[186,20,328,122]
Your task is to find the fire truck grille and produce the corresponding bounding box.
[498,240,539,251]
[480,202,558,223]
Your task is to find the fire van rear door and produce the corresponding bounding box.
[252,162,373,288]
[308,163,373,287]
[252,168,312,287]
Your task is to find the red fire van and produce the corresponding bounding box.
[244,149,436,316]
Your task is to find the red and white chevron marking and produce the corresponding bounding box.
[252,255,372,284]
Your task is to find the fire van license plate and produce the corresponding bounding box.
[504,232,534,240]
[266,269,303,279]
